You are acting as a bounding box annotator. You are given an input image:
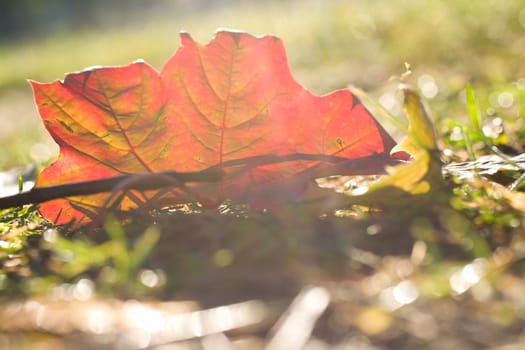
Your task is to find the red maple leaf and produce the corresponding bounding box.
[31,31,401,226]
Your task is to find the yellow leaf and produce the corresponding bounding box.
[360,85,443,196]
[391,84,438,157]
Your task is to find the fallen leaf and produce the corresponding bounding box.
[32,31,401,226]
[352,85,443,196]
[302,85,445,212]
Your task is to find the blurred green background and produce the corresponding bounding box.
[1,0,525,169]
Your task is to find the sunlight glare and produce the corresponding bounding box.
[461,258,486,284]
[379,92,400,114]
[482,117,503,138]
[190,310,204,337]
[43,228,58,243]
[497,92,513,108]
[366,224,381,235]
[128,302,164,331]
[449,126,463,141]
[392,280,419,305]
[266,287,329,350]
[379,280,419,311]
[450,258,487,294]
[86,307,112,334]
[139,269,159,288]
[449,270,470,294]
[73,279,94,301]
[417,74,439,99]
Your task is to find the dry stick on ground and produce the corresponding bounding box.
[0,169,224,209]
[0,153,403,209]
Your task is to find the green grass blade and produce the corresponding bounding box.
[349,85,408,133]
[461,126,476,161]
[17,172,23,193]
[103,215,131,278]
[129,225,161,273]
[465,84,482,132]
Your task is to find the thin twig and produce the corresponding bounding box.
[0,153,403,209]
[0,169,223,209]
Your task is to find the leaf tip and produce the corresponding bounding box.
[179,31,194,45]
[28,79,42,89]
[216,28,248,45]
[399,84,438,153]
[215,27,246,35]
